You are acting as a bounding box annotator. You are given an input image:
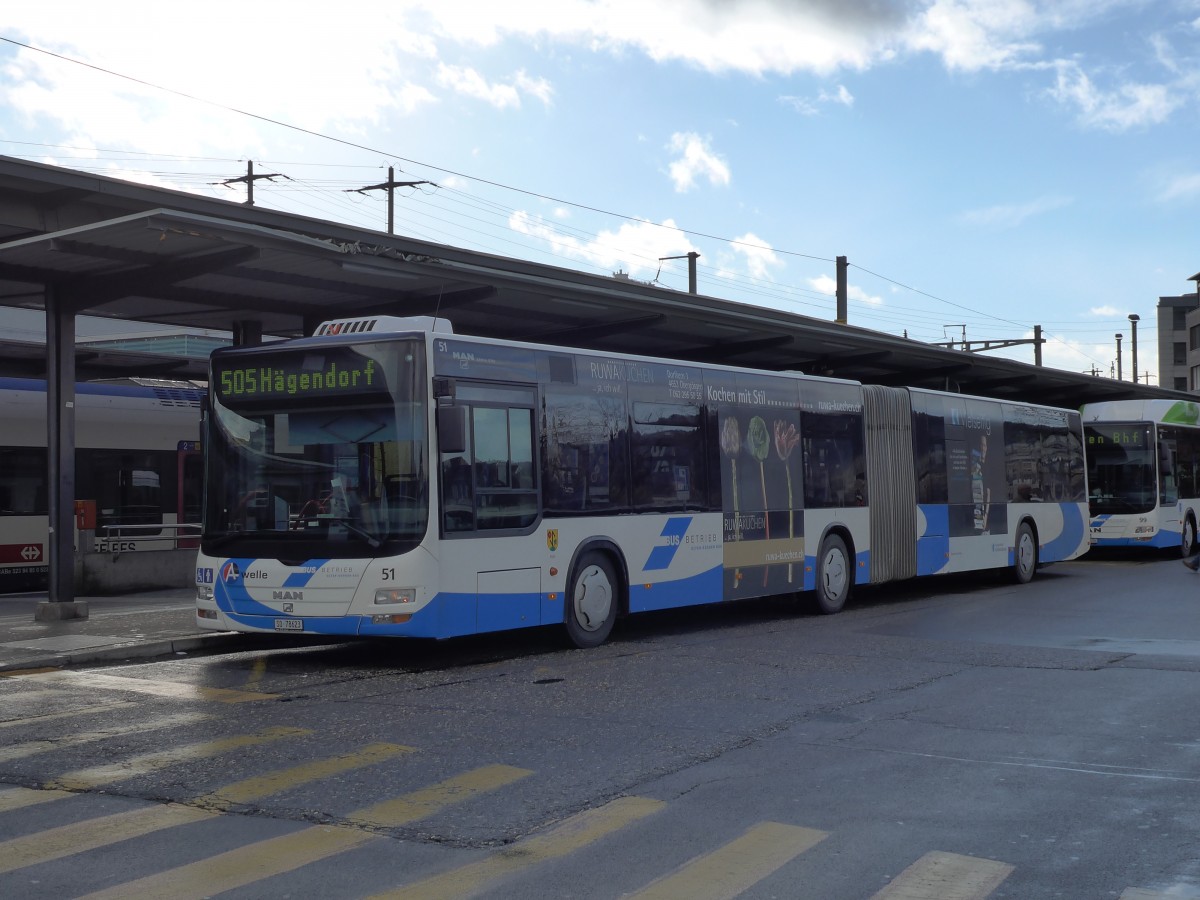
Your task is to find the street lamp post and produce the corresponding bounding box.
[1116,333,1123,381]
[1129,314,1140,384]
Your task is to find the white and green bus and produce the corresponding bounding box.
[1082,399,1200,556]
[195,316,1090,647]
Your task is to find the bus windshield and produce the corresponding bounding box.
[202,339,428,558]
[1084,422,1155,515]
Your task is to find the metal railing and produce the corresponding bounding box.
[90,523,202,557]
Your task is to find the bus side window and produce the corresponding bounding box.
[443,402,538,533]
[543,386,629,513]
[1161,440,1178,505]
[441,453,474,532]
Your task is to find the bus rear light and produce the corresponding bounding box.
[371,614,412,624]
[375,587,416,605]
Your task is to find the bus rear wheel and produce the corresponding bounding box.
[1183,516,1198,559]
[1012,522,1038,584]
[565,552,619,648]
[814,534,852,615]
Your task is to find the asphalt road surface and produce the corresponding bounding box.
[2,550,1198,899]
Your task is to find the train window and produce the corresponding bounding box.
[0,449,47,515]
[83,450,170,537]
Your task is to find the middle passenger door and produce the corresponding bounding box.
[438,383,542,633]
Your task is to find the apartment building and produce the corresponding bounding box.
[1158,279,1200,392]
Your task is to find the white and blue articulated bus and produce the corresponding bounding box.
[1081,399,1200,555]
[195,316,1090,647]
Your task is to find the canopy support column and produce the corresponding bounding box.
[36,287,87,621]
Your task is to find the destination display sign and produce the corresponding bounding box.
[212,345,406,404]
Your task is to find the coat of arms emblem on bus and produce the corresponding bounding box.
[547,529,559,552]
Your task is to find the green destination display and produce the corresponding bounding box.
[213,351,392,402]
[1086,427,1146,448]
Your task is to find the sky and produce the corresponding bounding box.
[2,1,1199,384]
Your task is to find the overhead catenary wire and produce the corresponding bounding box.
[0,34,1137,373]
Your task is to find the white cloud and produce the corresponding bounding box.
[434,64,553,109]
[820,84,855,107]
[958,194,1072,228]
[1048,61,1181,131]
[905,0,1042,72]
[508,210,698,277]
[389,0,905,76]
[515,70,554,106]
[1150,32,1182,76]
[779,96,820,116]
[731,233,782,280]
[808,274,883,306]
[1157,172,1200,203]
[1089,305,1121,316]
[0,5,436,157]
[667,132,731,192]
[436,64,521,109]
[780,84,854,116]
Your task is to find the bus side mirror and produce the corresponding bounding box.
[437,405,469,455]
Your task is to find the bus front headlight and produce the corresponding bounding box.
[375,587,416,605]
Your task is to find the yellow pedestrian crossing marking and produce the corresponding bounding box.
[79,822,373,900]
[77,764,534,900]
[870,850,1014,899]
[195,741,415,811]
[0,803,216,876]
[243,656,268,690]
[342,763,532,830]
[628,821,828,900]
[0,742,414,876]
[0,699,135,727]
[369,795,666,900]
[46,725,310,791]
[0,713,206,763]
[0,786,74,814]
[4,669,276,703]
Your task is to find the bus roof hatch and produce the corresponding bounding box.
[313,315,454,337]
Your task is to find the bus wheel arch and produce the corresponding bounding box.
[1183,513,1198,559]
[563,541,626,648]
[813,527,855,615]
[1012,518,1039,584]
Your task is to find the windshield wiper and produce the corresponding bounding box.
[206,519,382,551]
[320,516,382,549]
[204,531,250,552]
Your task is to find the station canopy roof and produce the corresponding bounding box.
[0,155,1182,408]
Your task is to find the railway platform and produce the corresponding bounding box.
[0,588,240,673]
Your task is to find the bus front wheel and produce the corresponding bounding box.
[1183,516,1198,559]
[565,552,619,648]
[1012,522,1038,584]
[814,534,852,615]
